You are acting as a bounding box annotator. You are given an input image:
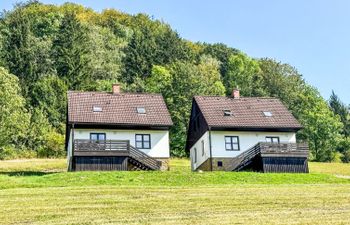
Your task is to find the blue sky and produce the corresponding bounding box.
[3,0,350,104]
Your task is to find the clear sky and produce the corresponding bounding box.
[3,0,350,104]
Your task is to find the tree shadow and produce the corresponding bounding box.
[0,171,58,176]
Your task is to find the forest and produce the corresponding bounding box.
[0,1,349,162]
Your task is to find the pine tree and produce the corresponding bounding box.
[329,91,350,137]
[52,11,90,89]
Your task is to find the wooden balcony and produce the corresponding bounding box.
[73,139,130,156]
[72,139,161,171]
[230,142,309,172]
[259,142,309,158]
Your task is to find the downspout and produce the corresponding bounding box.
[208,126,213,171]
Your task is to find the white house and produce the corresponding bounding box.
[186,89,308,173]
[66,84,173,171]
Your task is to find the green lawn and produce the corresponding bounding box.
[0,159,349,224]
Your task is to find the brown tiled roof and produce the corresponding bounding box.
[194,96,302,130]
[68,91,173,126]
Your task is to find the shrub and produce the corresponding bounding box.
[0,146,36,160]
[341,150,350,163]
[336,138,350,163]
[37,131,65,158]
[0,146,17,160]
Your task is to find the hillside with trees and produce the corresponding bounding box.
[0,1,349,161]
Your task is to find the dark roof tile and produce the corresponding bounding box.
[68,91,173,126]
[194,96,302,130]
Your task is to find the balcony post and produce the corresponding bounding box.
[71,124,75,157]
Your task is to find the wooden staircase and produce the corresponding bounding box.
[228,143,261,171]
[128,145,161,171]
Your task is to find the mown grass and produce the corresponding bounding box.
[0,159,349,189]
[0,158,349,224]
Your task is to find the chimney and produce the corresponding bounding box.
[232,88,240,99]
[112,83,121,94]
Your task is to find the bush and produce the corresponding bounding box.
[0,146,17,160]
[37,131,65,158]
[331,151,343,163]
[16,150,37,159]
[0,146,36,160]
[341,150,350,163]
[336,138,350,163]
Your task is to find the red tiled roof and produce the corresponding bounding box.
[194,96,302,130]
[68,91,173,126]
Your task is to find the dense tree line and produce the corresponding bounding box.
[0,1,349,161]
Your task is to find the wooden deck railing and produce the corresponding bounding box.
[74,139,129,152]
[230,142,309,171]
[259,143,309,157]
[73,139,161,170]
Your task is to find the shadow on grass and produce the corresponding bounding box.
[0,171,58,176]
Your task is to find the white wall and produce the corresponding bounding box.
[190,132,210,170]
[189,130,297,170]
[67,128,170,158]
[211,131,296,158]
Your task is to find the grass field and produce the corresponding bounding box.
[0,159,349,224]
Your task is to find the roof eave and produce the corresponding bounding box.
[209,126,302,132]
[68,121,172,130]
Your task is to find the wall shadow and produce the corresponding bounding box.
[0,171,58,176]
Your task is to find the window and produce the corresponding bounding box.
[93,106,102,112]
[194,147,197,163]
[266,136,280,143]
[201,140,205,156]
[137,107,146,114]
[217,161,223,167]
[225,136,240,151]
[90,133,106,142]
[223,109,233,116]
[135,134,151,149]
[263,111,273,117]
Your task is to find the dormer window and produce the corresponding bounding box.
[263,111,273,117]
[93,106,102,112]
[223,109,233,116]
[137,107,146,114]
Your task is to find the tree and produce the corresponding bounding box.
[31,75,68,131]
[52,11,90,89]
[0,67,30,149]
[26,108,65,157]
[258,58,306,112]
[122,14,192,83]
[297,86,343,161]
[0,2,56,98]
[196,55,226,95]
[225,52,265,96]
[201,43,239,77]
[258,59,345,162]
[145,65,172,95]
[145,57,225,156]
[329,91,350,137]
